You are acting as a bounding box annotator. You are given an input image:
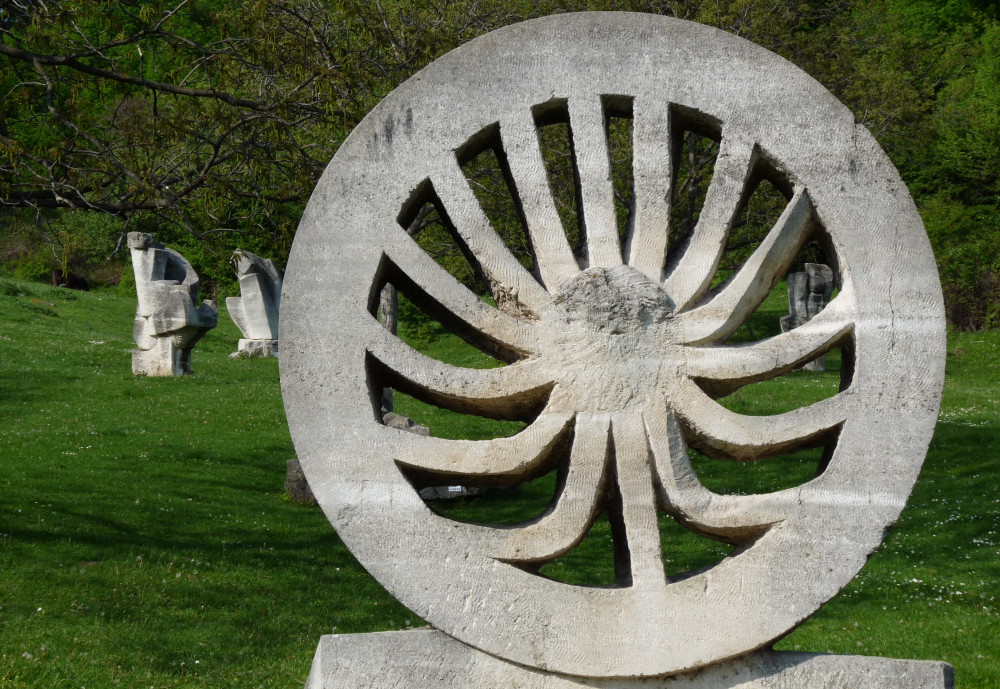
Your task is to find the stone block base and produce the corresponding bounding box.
[305,629,953,689]
[132,344,191,376]
[232,339,279,358]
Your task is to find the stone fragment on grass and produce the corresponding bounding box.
[382,412,429,436]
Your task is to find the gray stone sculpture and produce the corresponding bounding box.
[226,249,283,358]
[285,412,432,504]
[781,263,835,371]
[279,13,949,689]
[128,232,217,376]
[378,293,476,500]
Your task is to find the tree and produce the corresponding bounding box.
[0,1,352,277]
[835,0,1000,329]
[0,0,573,288]
[1,0,996,327]
[921,21,1000,328]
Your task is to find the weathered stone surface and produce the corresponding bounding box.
[384,413,481,499]
[233,338,279,358]
[226,249,282,358]
[280,12,947,683]
[306,629,954,689]
[285,413,429,503]
[382,411,429,436]
[781,263,835,370]
[129,232,217,376]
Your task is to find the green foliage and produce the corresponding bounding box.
[0,212,51,281]
[395,292,443,350]
[922,193,1000,329]
[1,0,998,328]
[47,210,128,284]
[9,252,50,282]
[0,279,22,296]
[878,8,1000,330]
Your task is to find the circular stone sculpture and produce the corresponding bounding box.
[280,13,945,679]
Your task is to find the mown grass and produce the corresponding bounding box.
[0,280,418,688]
[0,277,997,687]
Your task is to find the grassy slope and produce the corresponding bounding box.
[0,278,997,687]
[0,281,417,688]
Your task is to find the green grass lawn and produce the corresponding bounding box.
[0,277,997,687]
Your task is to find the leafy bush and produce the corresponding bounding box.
[0,279,29,297]
[922,193,1000,330]
[396,293,445,349]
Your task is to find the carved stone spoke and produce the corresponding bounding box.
[281,13,945,680]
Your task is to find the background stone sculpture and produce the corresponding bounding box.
[377,284,398,413]
[226,249,283,358]
[781,263,835,370]
[279,13,948,688]
[129,231,217,376]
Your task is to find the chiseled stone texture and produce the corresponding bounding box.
[234,338,279,358]
[383,413,484,499]
[281,11,947,683]
[307,630,954,689]
[285,413,430,503]
[226,249,283,358]
[129,232,217,376]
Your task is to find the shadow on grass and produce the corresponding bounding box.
[0,372,47,414]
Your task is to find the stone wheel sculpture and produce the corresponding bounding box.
[281,13,944,679]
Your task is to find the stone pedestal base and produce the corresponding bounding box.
[232,339,279,358]
[305,629,953,689]
[132,342,192,376]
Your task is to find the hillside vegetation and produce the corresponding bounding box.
[1,0,998,327]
